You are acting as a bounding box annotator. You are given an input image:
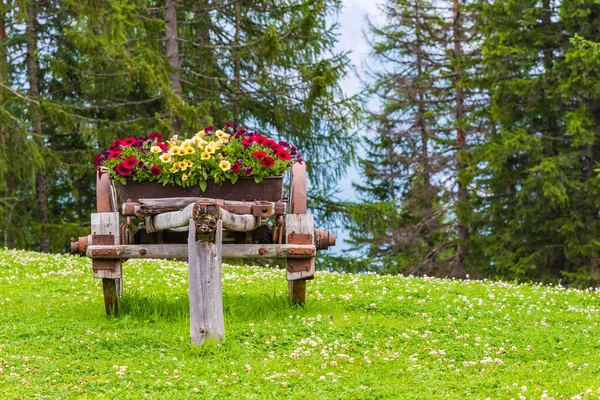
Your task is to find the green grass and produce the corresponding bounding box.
[1,248,599,399]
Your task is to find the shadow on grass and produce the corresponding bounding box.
[118,290,303,323]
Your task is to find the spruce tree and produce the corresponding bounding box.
[472,0,600,285]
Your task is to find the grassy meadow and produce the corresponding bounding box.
[0,248,599,399]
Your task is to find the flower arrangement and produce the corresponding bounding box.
[94,123,302,190]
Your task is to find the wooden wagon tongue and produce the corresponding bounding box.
[72,172,336,346]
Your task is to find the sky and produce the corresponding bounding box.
[326,0,385,252]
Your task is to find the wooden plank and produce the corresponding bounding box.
[91,213,121,280]
[86,244,316,259]
[91,212,122,314]
[188,219,225,345]
[130,197,285,217]
[285,214,315,281]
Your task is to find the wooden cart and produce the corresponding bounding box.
[71,163,335,344]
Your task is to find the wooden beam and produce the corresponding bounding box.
[188,219,225,345]
[144,202,259,233]
[91,212,122,280]
[86,244,316,259]
[285,214,315,281]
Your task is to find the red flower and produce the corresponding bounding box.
[149,132,164,142]
[94,152,106,167]
[278,141,290,148]
[121,137,136,146]
[265,139,277,148]
[254,136,267,145]
[204,125,214,132]
[122,156,138,169]
[276,149,291,161]
[270,144,282,152]
[150,165,162,176]
[116,163,132,176]
[157,142,168,152]
[252,151,267,160]
[223,121,234,128]
[242,137,253,147]
[231,163,241,173]
[108,148,122,159]
[260,156,275,168]
[110,138,122,149]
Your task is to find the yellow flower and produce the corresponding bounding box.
[184,146,195,154]
[213,141,222,150]
[216,130,226,138]
[178,161,188,171]
[219,153,226,160]
[151,146,162,154]
[177,147,186,156]
[182,173,188,181]
[205,144,216,154]
[169,146,180,155]
[182,139,193,148]
[169,165,179,173]
[186,160,193,168]
[192,136,207,147]
[196,130,205,137]
[201,151,211,160]
[219,160,231,171]
[159,154,172,163]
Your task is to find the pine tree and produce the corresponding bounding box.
[472,0,600,285]
[343,0,455,275]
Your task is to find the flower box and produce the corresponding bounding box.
[95,124,301,203]
[116,176,284,208]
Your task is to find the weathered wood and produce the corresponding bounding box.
[87,243,316,259]
[288,280,307,303]
[285,214,315,281]
[145,202,259,233]
[91,212,122,314]
[188,219,225,345]
[128,197,284,217]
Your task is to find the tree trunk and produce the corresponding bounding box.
[26,2,50,253]
[233,1,241,127]
[453,0,467,278]
[165,0,181,134]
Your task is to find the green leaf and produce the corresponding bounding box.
[231,174,239,184]
[199,180,207,191]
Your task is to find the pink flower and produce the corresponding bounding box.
[94,152,106,167]
[122,156,137,169]
[242,137,253,147]
[276,149,291,161]
[121,137,136,147]
[157,142,168,152]
[150,165,161,176]
[252,151,267,160]
[116,163,132,176]
[109,139,122,149]
[260,157,275,168]
[149,132,164,142]
[108,149,122,159]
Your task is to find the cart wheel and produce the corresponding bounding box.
[96,172,122,314]
[288,163,309,304]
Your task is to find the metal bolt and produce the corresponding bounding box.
[139,249,147,256]
[259,248,266,256]
[262,208,268,214]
